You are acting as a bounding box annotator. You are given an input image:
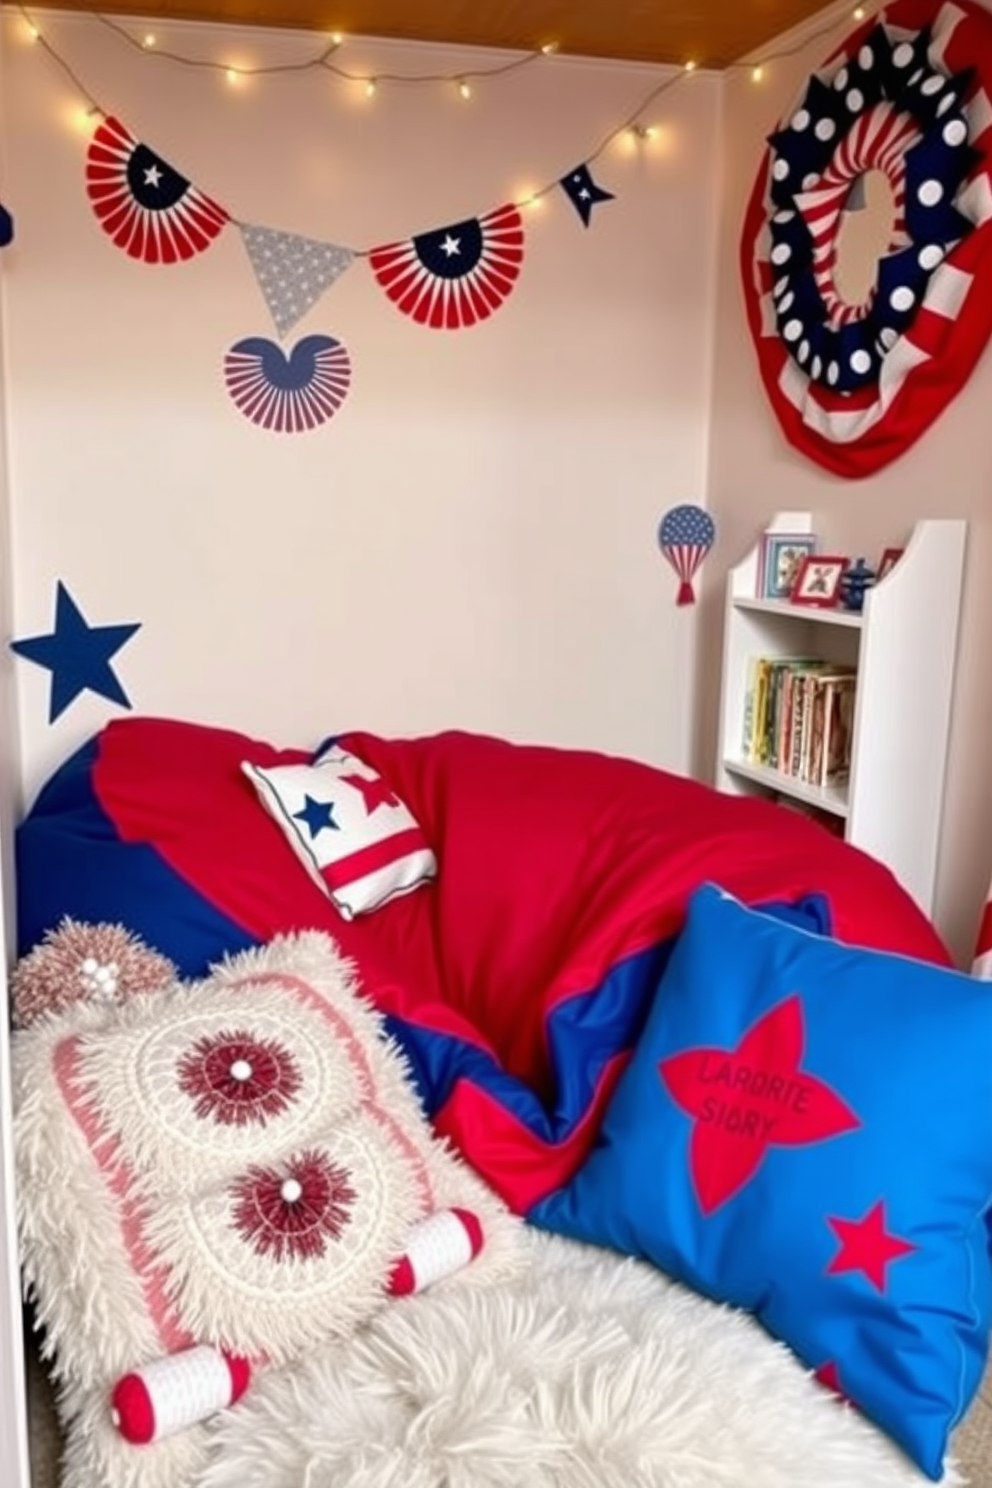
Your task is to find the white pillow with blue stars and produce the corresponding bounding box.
[242,745,436,919]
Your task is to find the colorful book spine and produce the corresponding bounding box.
[739,658,856,786]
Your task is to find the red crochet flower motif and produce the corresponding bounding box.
[177,1029,302,1127]
[231,1151,357,1262]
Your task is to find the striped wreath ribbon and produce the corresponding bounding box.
[741,0,992,478]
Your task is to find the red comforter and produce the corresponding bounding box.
[17,720,948,1213]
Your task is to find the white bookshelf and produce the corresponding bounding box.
[716,511,966,917]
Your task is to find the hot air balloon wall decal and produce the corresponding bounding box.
[657,504,715,606]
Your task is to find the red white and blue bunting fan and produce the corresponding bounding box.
[741,0,992,479]
[224,334,352,433]
[79,114,544,336]
[657,504,715,605]
[368,203,524,329]
[86,115,229,264]
[0,200,12,249]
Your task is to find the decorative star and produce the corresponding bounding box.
[659,996,860,1214]
[340,772,399,815]
[10,581,141,723]
[292,794,338,837]
[440,234,461,257]
[143,164,163,188]
[826,1200,916,1292]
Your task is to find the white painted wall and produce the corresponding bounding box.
[0,19,721,1478]
[1,10,722,809]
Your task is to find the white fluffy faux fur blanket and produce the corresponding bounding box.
[195,1227,954,1488]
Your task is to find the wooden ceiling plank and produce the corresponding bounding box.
[2,0,834,69]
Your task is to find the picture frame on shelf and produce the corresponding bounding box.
[790,555,847,608]
[758,532,818,600]
[877,546,904,581]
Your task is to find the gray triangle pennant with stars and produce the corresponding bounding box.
[240,222,355,337]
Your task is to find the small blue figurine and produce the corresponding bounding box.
[839,557,876,612]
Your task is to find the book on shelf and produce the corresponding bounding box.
[741,656,856,789]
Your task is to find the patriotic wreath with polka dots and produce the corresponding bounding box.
[741,0,992,478]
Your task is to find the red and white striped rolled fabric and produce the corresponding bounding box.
[111,1346,251,1444]
[386,1208,484,1297]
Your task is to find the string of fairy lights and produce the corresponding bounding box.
[10,2,876,211]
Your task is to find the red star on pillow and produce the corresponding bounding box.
[659,996,860,1213]
[826,1200,916,1292]
[340,772,400,816]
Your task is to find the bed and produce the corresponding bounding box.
[10,716,992,1487]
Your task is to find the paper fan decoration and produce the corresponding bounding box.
[86,115,229,265]
[657,505,715,606]
[368,203,524,329]
[224,334,352,433]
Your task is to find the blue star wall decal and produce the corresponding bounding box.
[10,581,142,723]
[293,794,338,837]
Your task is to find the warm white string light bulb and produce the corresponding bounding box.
[14,0,882,99]
[62,7,563,96]
[14,0,888,211]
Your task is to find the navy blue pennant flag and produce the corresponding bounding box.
[559,164,615,227]
[0,202,13,248]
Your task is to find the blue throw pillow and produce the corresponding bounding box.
[535,883,992,1480]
